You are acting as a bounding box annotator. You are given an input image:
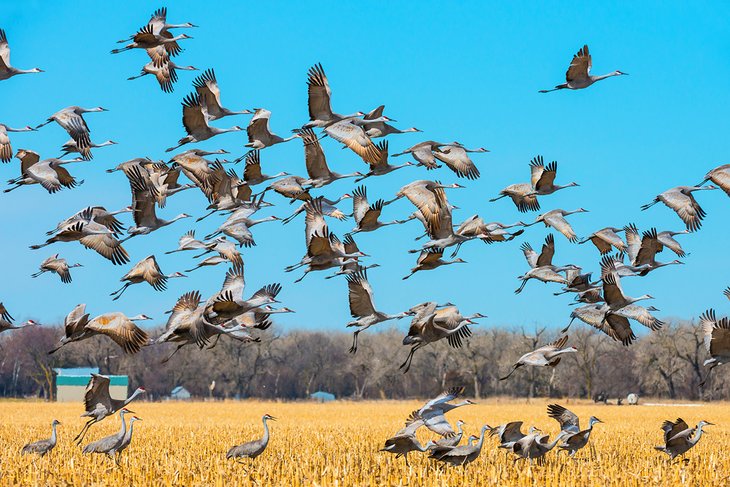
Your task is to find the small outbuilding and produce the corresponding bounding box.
[170,386,191,400]
[310,391,335,402]
[54,367,128,403]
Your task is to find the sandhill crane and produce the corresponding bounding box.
[698,309,730,387]
[565,303,637,345]
[381,422,428,466]
[292,128,361,186]
[602,269,653,311]
[35,106,107,153]
[31,254,82,283]
[454,216,524,247]
[578,227,627,254]
[430,425,490,467]
[433,143,488,180]
[488,421,536,447]
[227,414,277,462]
[154,290,206,362]
[194,236,244,263]
[166,93,243,152]
[656,229,690,257]
[325,235,378,279]
[111,255,186,300]
[351,185,405,234]
[655,418,713,461]
[124,166,191,237]
[625,227,684,275]
[539,44,627,93]
[128,60,198,93]
[425,419,466,456]
[393,141,449,169]
[168,149,228,191]
[109,416,141,466]
[30,207,130,265]
[111,24,192,56]
[396,180,471,253]
[362,105,420,138]
[116,7,196,46]
[246,109,296,149]
[21,420,60,457]
[515,234,579,293]
[507,431,569,464]
[641,185,717,232]
[60,138,117,160]
[411,387,476,436]
[48,303,90,354]
[490,182,540,213]
[355,140,415,181]
[0,122,34,162]
[185,255,228,272]
[612,304,664,331]
[5,150,84,194]
[403,248,465,280]
[286,198,366,282]
[500,335,576,380]
[82,408,131,455]
[345,268,409,353]
[555,266,598,296]
[204,279,283,327]
[193,68,252,120]
[74,375,146,444]
[547,404,603,457]
[206,214,280,248]
[524,208,588,242]
[282,194,350,224]
[237,150,289,186]
[324,118,384,164]
[303,63,363,127]
[106,156,154,174]
[699,164,730,196]
[265,175,311,202]
[51,307,150,356]
[401,306,485,372]
[0,303,38,334]
[525,156,578,195]
[139,163,195,208]
[0,29,43,81]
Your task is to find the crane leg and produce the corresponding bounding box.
[110,282,131,299]
[399,347,418,373]
[349,331,360,354]
[294,270,310,283]
[161,344,185,364]
[514,278,528,294]
[74,419,96,444]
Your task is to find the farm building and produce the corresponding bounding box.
[170,386,191,400]
[310,391,335,402]
[54,367,128,403]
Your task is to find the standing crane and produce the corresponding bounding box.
[21,420,60,457]
[82,408,133,459]
[227,414,277,463]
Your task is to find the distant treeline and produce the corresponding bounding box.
[0,320,725,401]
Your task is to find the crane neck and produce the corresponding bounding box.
[50,423,58,444]
[262,417,271,445]
[691,425,705,445]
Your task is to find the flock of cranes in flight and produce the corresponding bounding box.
[2,6,730,467]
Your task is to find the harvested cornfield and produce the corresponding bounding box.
[0,400,727,486]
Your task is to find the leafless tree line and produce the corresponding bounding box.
[0,319,726,402]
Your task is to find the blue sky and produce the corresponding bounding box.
[1,1,728,335]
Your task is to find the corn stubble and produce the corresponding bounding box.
[0,400,728,486]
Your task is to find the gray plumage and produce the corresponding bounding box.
[21,420,60,457]
[227,414,276,460]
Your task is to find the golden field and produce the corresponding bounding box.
[0,399,728,486]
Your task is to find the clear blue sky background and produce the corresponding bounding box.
[1,1,728,335]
